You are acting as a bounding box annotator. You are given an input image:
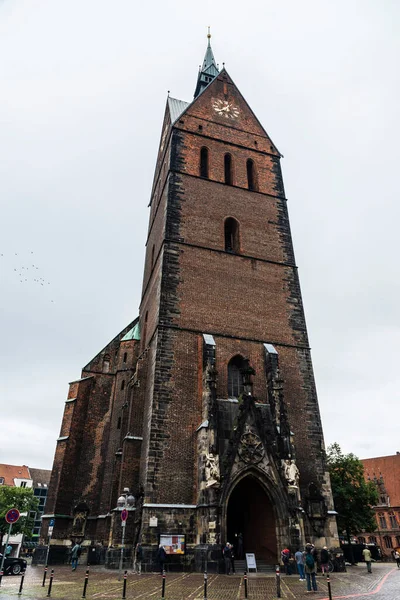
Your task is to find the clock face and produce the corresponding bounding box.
[212,99,240,120]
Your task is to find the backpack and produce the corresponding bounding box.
[77,546,82,557]
[305,553,315,569]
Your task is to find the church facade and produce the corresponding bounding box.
[43,36,338,569]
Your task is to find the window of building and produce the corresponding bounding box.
[228,355,245,398]
[20,481,27,488]
[389,514,398,528]
[379,514,387,529]
[117,416,121,430]
[246,158,258,191]
[103,354,110,373]
[151,244,155,268]
[380,496,387,504]
[141,311,148,351]
[224,218,240,253]
[121,380,125,391]
[358,536,366,544]
[224,153,233,185]
[123,352,127,363]
[369,536,377,544]
[0,477,4,485]
[33,527,40,536]
[383,535,393,549]
[200,147,209,178]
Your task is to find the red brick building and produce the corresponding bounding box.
[358,454,400,559]
[43,35,338,568]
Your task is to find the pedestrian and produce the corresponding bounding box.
[320,546,330,576]
[237,533,244,559]
[281,548,291,575]
[229,543,235,574]
[362,545,372,573]
[295,547,305,581]
[223,543,232,575]
[304,544,317,593]
[394,550,400,568]
[134,542,143,574]
[157,544,167,574]
[70,542,81,571]
[5,544,12,557]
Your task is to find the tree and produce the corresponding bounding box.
[0,487,39,549]
[327,443,378,563]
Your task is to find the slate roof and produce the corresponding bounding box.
[29,467,51,487]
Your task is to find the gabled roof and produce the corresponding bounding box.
[0,464,31,486]
[167,97,189,125]
[29,467,51,487]
[121,321,140,341]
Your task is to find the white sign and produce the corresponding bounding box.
[48,526,54,535]
[149,516,158,527]
[209,521,216,530]
[246,553,257,571]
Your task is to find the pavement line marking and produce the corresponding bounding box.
[187,573,218,598]
[135,572,191,599]
[281,577,296,597]
[319,568,397,600]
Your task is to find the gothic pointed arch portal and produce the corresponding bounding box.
[226,474,278,563]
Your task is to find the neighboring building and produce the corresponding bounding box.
[359,453,400,559]
[43,34,338,568]
[0,464,50,555]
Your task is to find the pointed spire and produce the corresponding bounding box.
[194,28,219,98]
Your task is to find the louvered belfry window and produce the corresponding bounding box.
[228,355,245,398]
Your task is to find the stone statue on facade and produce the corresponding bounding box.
[282,459,300,488]
[205,453,220,487]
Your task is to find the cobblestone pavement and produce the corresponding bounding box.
[0,563,398,600]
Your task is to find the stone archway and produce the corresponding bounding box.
[226,475,278,563]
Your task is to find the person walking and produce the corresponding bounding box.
[295,548,305,581]
[304,544,318,593]
[71,542,81,571]
[281,548,291,575]
[320,546,330,576]
[394,550,400,568]
[157,544,167,574]
[229,543,235,574]
[134,543,143,574]
[362,545,372,573]
[223,543,232,575]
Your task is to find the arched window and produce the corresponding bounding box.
[369,536,377,544]
[358,536,366,544]
[383,535,393,549]
[151,244,155,268]
[224,153,233,185]
[123,352,127,363]
[200,147,209,178]
[228,355,245,398]
[117,416,121,429]
[141,311,148,351]
[121,380,125,391]
[224,218,240,253]
[246,158,258,191]
[103,354,110,373]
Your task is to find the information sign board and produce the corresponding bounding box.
[245,553,257,572]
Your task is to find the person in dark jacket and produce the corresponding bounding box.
[320,546,330,576]
[223,543,232,575]
[134,543,143,574]
[157,544,167,574]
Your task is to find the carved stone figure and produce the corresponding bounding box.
[238,431,264,464]
[72,511,87,536]
[205,453,220,487]
[282,459,300,487]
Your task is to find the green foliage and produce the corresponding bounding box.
[0,487,39,540]
[327,443,379,538]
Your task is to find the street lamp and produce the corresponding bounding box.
[116,488,136,581]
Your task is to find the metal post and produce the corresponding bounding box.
[118,520,126,581]
[46,569,54,597]
[203,571,208,600]
[0,522,13,586]
[81,568,89,598]
[327,574,333,600]
[244,570,248,599]
[42,566,48,587]
[161,569,166,599]
[275,564,281,598]
[17,571,25,595]
[122,569,128,599]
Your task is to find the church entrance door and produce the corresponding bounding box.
[226,476,277,563]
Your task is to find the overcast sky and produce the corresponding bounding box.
[1,0,399,470]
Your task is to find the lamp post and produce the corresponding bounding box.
[116,489,136,581]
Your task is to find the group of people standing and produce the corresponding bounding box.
[223,543,236,574]
[282,544,330,593]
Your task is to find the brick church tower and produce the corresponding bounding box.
[43,34,338,569]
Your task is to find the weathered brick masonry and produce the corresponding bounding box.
[43,38,338,570]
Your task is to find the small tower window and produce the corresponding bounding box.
[200,147,209,178]
[151,244,155,268]
[246,158,258,191]
[123,352,127,363]
[224,153,233,185]
[224,218,240,253]
[103,354,110,373]
[117,416,121,429]
[121,380,125,391]
[228,355,245,398]
[141,311,148,351]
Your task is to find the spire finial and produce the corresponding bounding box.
[207,26,211,45]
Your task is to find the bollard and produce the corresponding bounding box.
[0,568,3,586]
[81,568,89,599]
[122,570,127,599]
[17,571,25,595]
[327,574,333,600]
[203,571,208,600]
[42,565,48,587]
[161,569,166,599]
[46,569,54,597]
[275,565,281,598]
[244,570,248,599]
